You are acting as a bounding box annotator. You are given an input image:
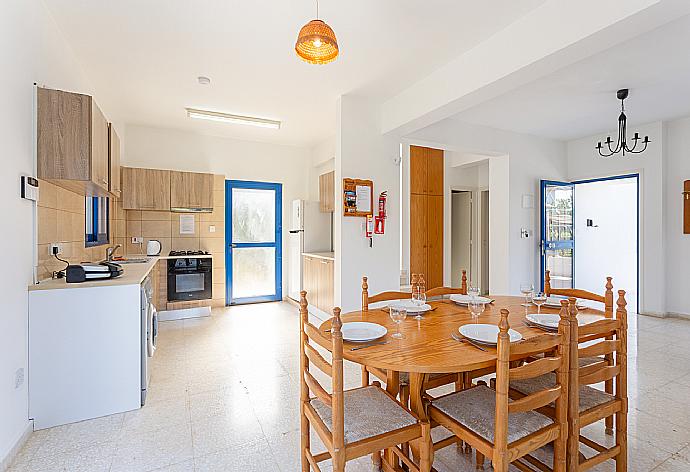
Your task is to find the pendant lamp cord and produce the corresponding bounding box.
[316,0,319,19]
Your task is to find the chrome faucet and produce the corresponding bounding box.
[105,244,122,262]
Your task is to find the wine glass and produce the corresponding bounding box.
[469,300,485,324]
[468,285,480,300]
[520,283,534,307]
[412,287,426,320]
[532,292,547,315]
[389,306,407,339]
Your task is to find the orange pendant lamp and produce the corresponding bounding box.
[295,0,338,64]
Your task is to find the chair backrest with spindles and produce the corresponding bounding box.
[493,303,570,468]
[361,276,414,311]
[299,291,345,451]
[545,270,614,317]
[425,269,468,298]
[568,291,627,416]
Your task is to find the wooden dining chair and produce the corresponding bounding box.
[360,275,462,402]
[424,269,468,298]
[545,270,616,434]
[509,293,628,471]
[428,305,571,472]
[299,291,430,472]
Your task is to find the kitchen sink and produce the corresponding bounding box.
[111,257,151,264]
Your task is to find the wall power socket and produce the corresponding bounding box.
[49,243,64,255]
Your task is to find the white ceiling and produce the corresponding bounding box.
[42,0,544,146]
[449,15,690,142]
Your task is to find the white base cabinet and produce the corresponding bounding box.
[29,284,141,430]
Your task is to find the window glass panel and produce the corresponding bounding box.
[545,249,573,289]
[232,247,276,298]
[231,188,275,243]
[85,196,109,246]
[544,186,573,241]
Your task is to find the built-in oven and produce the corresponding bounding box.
[167,256,213,301]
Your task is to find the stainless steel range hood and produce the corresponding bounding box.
[170,207,213,213]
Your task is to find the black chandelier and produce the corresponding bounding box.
[596,89,650,158]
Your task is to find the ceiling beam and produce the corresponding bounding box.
[382,0,690,136]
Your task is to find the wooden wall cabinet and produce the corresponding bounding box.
[170,171,214,211]
[121,167,171,210]
[319,171,335,212]
[409,146,444,289]
[108,124,121,197]
[303,255,334,313]
[410,146,444,196]
[37,87,110,196]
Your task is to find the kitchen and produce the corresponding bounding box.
[28,86,336,431]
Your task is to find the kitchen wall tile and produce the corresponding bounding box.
[212,283,225,299]
[70,212,84,242]
[213,190,225,210]
[142,220,172,238]
[212,267,225,283]
[126,210,142,221]
[200,221,225,238]
[213,174,225,191]
[57,210,74,242]
[172,238,199,251]
[37,206,58,244]
[37,180,58,209]
[141,210,170,221]
[200,238,225,254]
[126,220,142,239]
[126,240,146,256]
[114,200,126,221]
[211,254,225,269]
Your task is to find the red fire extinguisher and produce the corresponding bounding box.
[374,191,387,234]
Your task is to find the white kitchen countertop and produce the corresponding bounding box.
[302,251,335,261]
[29,256,162,292]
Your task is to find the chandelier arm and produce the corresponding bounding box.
[627,140,649,154]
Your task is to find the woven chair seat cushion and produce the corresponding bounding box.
[579,356,606,367]
[431,385,553,444]
[310,386,417,444]
[510,373,614,412]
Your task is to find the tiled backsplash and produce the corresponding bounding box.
[36,180,125,281]
[36,175,226,308]
[124,174,226,308]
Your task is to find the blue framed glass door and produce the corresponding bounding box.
[226,180,282,304]
[540,180,574,290]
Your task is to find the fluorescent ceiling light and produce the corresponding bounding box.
[185,108,281,129]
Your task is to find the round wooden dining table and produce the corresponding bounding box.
[319,295,600,472]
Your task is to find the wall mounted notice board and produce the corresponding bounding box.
[343,178,373,217]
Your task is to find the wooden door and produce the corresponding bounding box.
[409,146,429,195]
[108,124,121,197]
[91,100,110,192]
[426,195,444,289]
[410,194,428,280]
[171,171,213,209]
[121,167,171,210]
[319,171,335,212]
[426,149,444,196]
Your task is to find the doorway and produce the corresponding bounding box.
[451,191,472,285]
[225,180,283,305]
[540,175,639,312]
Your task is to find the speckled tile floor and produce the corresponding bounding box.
[7,302,690,471]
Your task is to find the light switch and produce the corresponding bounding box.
[209,225,216,233]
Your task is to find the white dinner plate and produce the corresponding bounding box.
[341,322,388,343]
[544,296,587,309]
[459,324,522,345]
[450,294,494,305]
[526,313,605,329]
[388,300,432,314]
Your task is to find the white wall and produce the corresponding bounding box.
[1,0,96,464]
[664,117,690,317]
[567,121,664,315]
[335,96,400,312]
[123,124,312,296]
[574,178,639,313]
[407,120,568,295]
